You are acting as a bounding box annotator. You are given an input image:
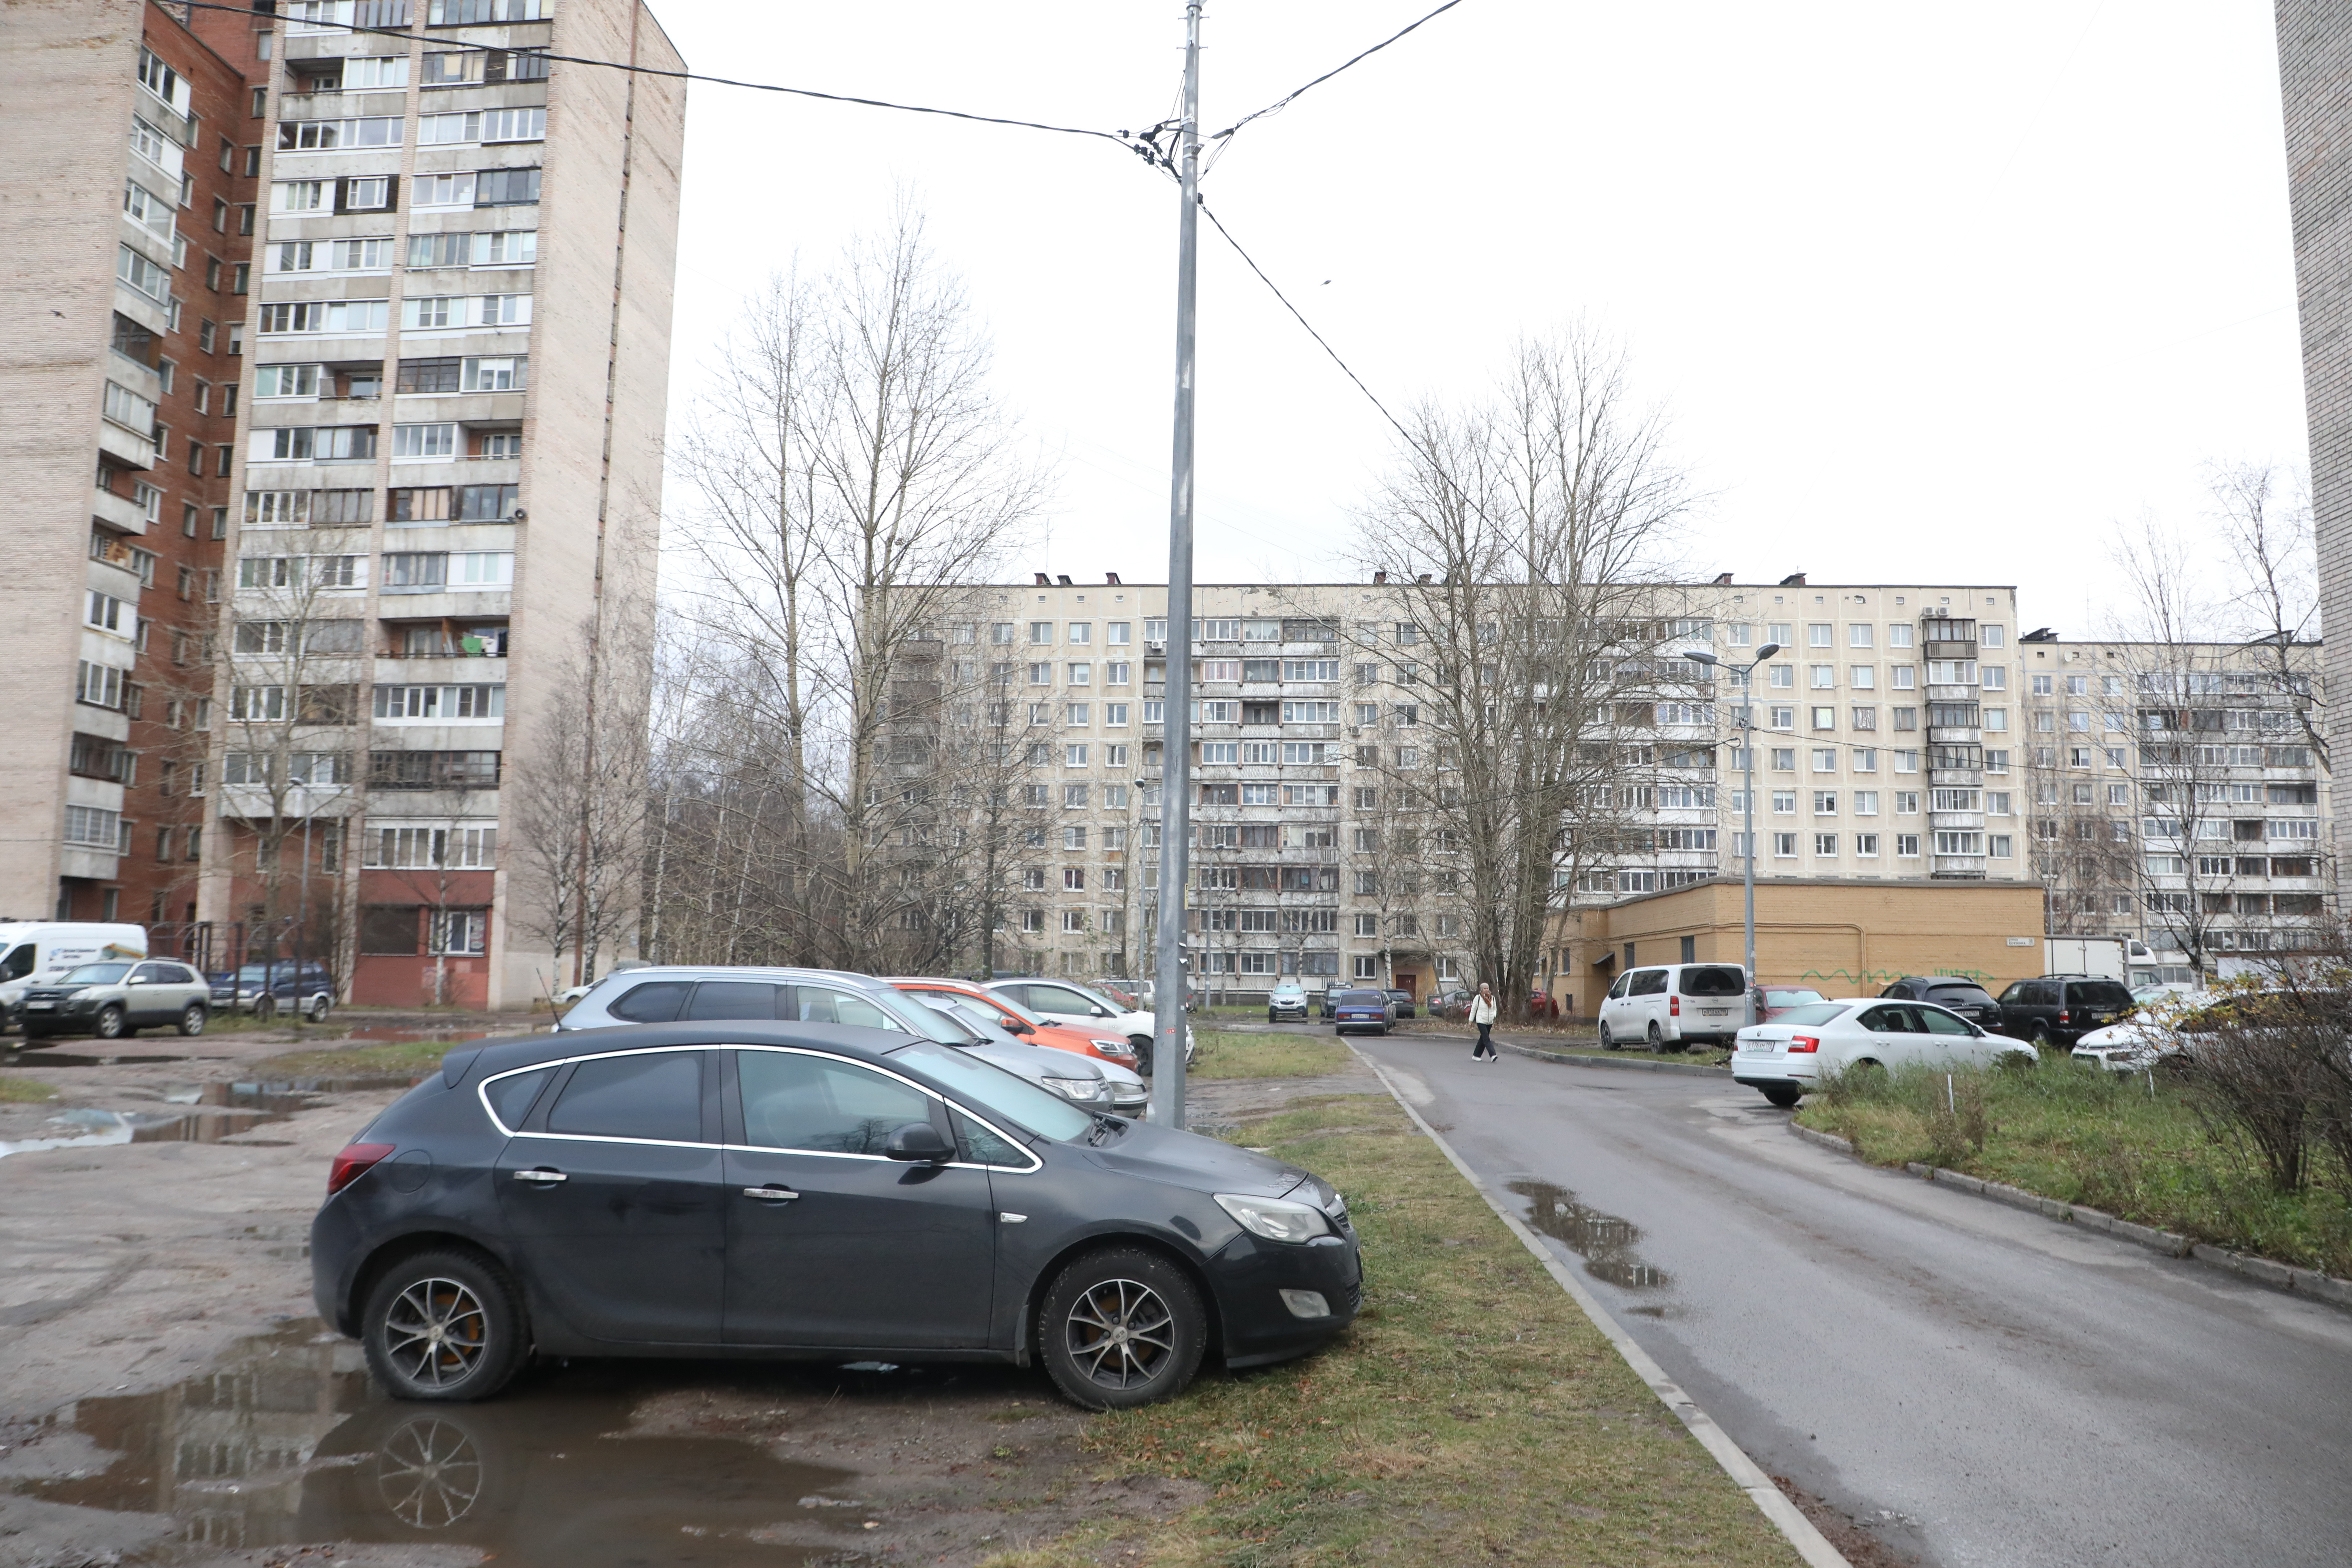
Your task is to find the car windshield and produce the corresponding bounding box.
[932,999,1018,1043]
[872,987,984,1045]
[1053,981,1126,1014]
[2070,981,2135,1009]
[1773,1003,1852,1027]
[884,1039,1095,1141]
[60,963,133,985]
[1681,966,1747,997]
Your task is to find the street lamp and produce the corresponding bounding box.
[1683,643,1781,985]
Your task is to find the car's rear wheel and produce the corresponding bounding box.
[177,1003,206,1037]
[1645,1022,1663,1052]
[95,1005,127,1040]
[362,1250,526,1403]
[1761,1084,1802,1108]
[1039,1247,1207,1410]
[2030,1023,2053,1050]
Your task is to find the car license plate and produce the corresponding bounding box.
[25,1001,54,1010]
[1701,1008,1727,1016]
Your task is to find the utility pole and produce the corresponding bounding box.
[1149,0,1203,1128]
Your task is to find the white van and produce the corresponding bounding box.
[0,923,148,1030]
[1598,961,1752,1050]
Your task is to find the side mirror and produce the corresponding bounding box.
[884,1121,954,1164]
[1008,1019,1035,1035]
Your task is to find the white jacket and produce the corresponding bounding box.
[1468,994,1498,1024]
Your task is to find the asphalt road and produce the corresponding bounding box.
[1346,1031,2352,1568]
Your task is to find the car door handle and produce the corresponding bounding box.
[742,1186,800,1202]
[512,1169,567,1185]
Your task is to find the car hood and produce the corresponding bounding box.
[961,1039,1105,1081]
[1082,1120,1307,1199]
[2076,1020,2165,1048]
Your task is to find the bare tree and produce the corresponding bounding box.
[1346,328,1695,1019]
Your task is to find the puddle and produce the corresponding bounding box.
[2,1085,326,1157]
[3,1053,194,1068]
[7,1321,868,1566]
[1506,1179,1672,1290]
[338,1029,472,1045]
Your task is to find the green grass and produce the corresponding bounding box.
[1187,1030,1354,1081]
[989,1095,1801,1568]
[0,1076,60,1103]
[1797,1058,2352,1279]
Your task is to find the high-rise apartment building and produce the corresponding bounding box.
[2275,1,2352,892]
[2016,631,2329,982]
[0,1,263,927]
[182,0,682,1009]
[957,576,2025,999]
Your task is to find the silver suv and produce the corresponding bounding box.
[17,960,210,1042]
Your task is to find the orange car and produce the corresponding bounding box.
[886,977,1142,1069]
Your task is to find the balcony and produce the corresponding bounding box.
[92,487,150,536]
[97,421,155,471]
[1930,859,1988,878]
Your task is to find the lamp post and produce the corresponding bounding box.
[1683,643,1780,984]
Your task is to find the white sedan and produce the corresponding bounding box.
[1731,998,2036,1107]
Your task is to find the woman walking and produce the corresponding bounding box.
[1469,982,1499,1062]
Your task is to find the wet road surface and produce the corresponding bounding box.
[1353,1032,2352,1568]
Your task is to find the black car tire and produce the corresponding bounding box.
[254,995,278,1022]
[94,1005,127,1040]
[1762,1084,1802,1108]
[1128,1036,1153,1077]
[307,993,333,1023]
[361,1249,527,1403]
[2030,1023,2053,1049]
[1646,1022,1663,1051]
[1039,1246,1207,1410]
[1599,1022,1618,1051]
[177,1003,207,1037]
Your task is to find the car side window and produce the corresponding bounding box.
[1997,982,2024,1004]
[951,1105,1027,1167]
[0,947,30,983]
[1029,985,1098,1014]
[174,965,203,984]
[794,986,901,1031]
[684,981,787,1021]
[544,1051,703,1142]
[1606,973,1629,1000]
[130,963,169,984]
[737,1051,931,1155]
[608,980,692,1023]
[1630,969,1668,997]
[485,1066,557,1129]
[1864,1005,1919,1032]
[1917,1006,1974,1036]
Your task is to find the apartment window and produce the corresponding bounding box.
[1812,790,1837,814]
[1771,790,1797,814]
[1770,705,1795,729]
[474,167,542,206]
[1989,834,2013,858]
[1808,623,1832,647]
[1770,747,1795,771]
[278,117,402,152]
[1772,833,1798,858]
[1812,748,1836,772]
[1894,791,1920,814]
[1811,833,1837,856]
[1811,706,1836,730]
[1895,833,1920,858]
[1769,664,1794,689]
[1851,705,1877,730]
[393,424,457,458]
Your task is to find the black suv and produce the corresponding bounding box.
[1877,976,2003,1032]
[1995,974,2137,1047]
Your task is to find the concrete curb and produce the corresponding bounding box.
[1494,1040,1734,1078]
[1786,1123,2352,1313]
[1346,1042,1852,1568]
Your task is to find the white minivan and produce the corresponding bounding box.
[1598,962,1752,1051]
[1,923,148,1031]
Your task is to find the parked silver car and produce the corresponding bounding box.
[16,959,210,1042]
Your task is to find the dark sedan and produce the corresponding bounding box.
[1383,989,1418,1019]
[311,1021,1361,1411]
[1877,976,2003,1032]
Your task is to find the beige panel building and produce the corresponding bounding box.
[191,0,681,1009]
[966,575,2023,1001]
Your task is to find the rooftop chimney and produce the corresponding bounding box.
[1416,573,1431,584]
[1778,571,1807,587]
[1056,574,1073,586]
[1373,570,1388,584]
[1712,572,1733,586]
[1105,571,1122,585]
[1034,572,1051,586]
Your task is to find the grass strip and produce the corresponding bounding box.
[243,1038,466,1079]
[1796,1058,2352,1278]
[0,1075,60,1102]
[1187,1030,1354,1081]
[989,1094,1802,1567]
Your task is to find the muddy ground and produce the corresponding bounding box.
[0,1023,1345,1568]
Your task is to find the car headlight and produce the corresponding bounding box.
[1042,1076,1112,1104]
[1090,1037,1136,1057]
[1214,1191,1331,1243]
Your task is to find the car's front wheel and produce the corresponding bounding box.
[177,1003,207,1037]
[1599,1022,1617,1051]
[1039,1247,1207,1410]
[1128,1036,1154,1076]
[94,1005,128,1040]
[253,995,278,1022]
[307,993,332,1023]
[361,1250,526,1403]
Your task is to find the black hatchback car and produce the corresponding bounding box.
[1995,974,2138,1047]
[1877,976,2003,1031]
[311,1021,1361,1411]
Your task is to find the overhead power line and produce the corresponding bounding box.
[174,1,1144,153]
[1208,0,1469,144]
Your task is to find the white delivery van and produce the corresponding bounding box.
[1598,961,1753,1050]
[0,923,148,1029]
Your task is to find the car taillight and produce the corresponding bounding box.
[328,1142,395,1195]
[1787,1035,1820,1053]
[2058,1011,2070,1024]
[1670,995,1681,1016]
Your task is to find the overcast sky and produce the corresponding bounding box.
[650,1,2307,639]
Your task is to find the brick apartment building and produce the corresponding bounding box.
[0,0,262,930]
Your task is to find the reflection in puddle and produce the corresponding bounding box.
[1,1086,323,1157]
[8,1322,865,1567]
[1507,1179,1671,1289]
[338,1029,471,1045]
[4,1053,195,1069]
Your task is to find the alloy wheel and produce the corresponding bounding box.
[381,1276,491,1389]
[1063,1276,1177,1391]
